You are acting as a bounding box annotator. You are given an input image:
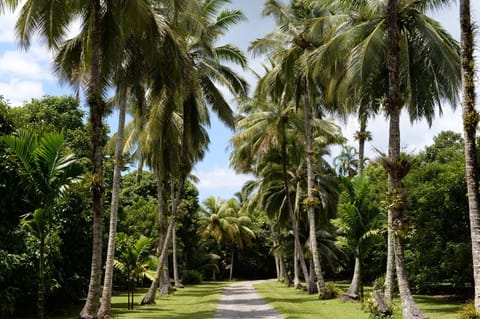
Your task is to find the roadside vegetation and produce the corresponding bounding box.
[0,0,479,319]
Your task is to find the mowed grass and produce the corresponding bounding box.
[42,281,229,319]
[254,281,464,319]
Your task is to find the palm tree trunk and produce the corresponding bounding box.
[357,116,367,174]
[141,168,167,304]
[268,222,281,281]
[80,0,105,317]
[98,89,127,319]
[460,0,480,311]
[386,1,425,317]
[172,225,183,288]
[346,256,361,297]
[229,249,234,281]
[280,118,311,290]
[385,211,395,300]
[303,78,326,297]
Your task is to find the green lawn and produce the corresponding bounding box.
[254,281,464,319]
[43,282,229,319]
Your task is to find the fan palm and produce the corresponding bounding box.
[1,129,83,319]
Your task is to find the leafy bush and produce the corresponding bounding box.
[319,282,342,300]
[364,292,393,319]
[457,301,480,319]
[182,269,203,284]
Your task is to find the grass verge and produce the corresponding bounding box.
[254,281,464,319]
[43,281,229,319]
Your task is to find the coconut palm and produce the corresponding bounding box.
[308,0,460,315]
[140,0,248,304]
[250,0,341,297]
[12,1,141,316]
[459,0,480,311]
[201,197,256,280]
[334,145,358,178]
[1,129,83,319]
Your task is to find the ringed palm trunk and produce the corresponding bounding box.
[346,253,361,298]
[460,0,480,311]
[172,224,183,288]
[385,209,395,300]
[357,116,367,174]
[386,1,425,317]
[303,79,326,297]
[280,119,311,291]
[143,95,190,304]
[97,89,127,318]
[80,0,106,317]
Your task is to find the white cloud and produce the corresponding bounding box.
[194,167,252,190]
[0,79,44,106]
[0,49,54,81]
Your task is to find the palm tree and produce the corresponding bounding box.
[201,197,256,280]
[113,235,154,311]
[309,1,460,315]
[336,175,383,300]
[459,0,480,311]
[97,8,172,317]
[334,145,358,178]
[140,0,248,304]
[11,1,137,316]
[1,129,83,319]
[250,0,340,297]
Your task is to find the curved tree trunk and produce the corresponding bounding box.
[460,0,480,311]
[345,256,361,298]
[303,80,326,297]
[80,0,105,317]
[141,168,167,304]
[386,1,425,317]
[98,89,127,319]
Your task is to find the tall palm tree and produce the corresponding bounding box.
[12,1,135,316]
[201,197,256,280]
[309,1,460,315]
[250,0,340,297]
[2,130,83,319]
[334,145,358,178]
[141,0,248,304]
[459,0,480,311]
[96,8,174,317]
[231,93,314,291]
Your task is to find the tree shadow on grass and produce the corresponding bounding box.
[414,295,463,314]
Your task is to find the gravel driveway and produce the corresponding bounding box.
[214,280,283,319]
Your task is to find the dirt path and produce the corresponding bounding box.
[214,280,283,319]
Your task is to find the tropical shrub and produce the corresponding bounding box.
[457,301,480,319]
[182,269,203,284]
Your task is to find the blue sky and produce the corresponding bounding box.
[0,1,478,203]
